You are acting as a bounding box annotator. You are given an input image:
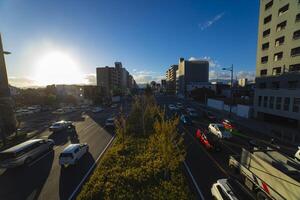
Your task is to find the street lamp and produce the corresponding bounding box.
[222,64,233,117]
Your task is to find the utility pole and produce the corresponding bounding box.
[222,64,234,117]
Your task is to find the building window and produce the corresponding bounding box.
[265,0,273,10]
[288,81,298,89]
[264,15,272,24]
[278,4,289,16]
[263,29,271,37]
[284,97,290,111]
[272,81,280,89]
[275,36,284,46]
[274,52,283,61]
[276,21,286,32]
[260,69,267,76]
[259,82,266,88]
[289,64,300,72]
[272,67,281,75]
[293,98,300,112]
[296,13,300,23]
[269,96,274,109]
[276,97,282,110]
[261,56,268,64]
[258,96,262,107]
[293,30,300,40]
[263,96,268,107]
[262,42,269,50]
[291,47,300,57]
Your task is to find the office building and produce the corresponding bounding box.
[176,57,209,96]
[165,64,178,94]
[254,0,300,128]
[238,78,248,87]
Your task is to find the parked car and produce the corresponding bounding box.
[59,143,89,167]
[168,104,177,111]
[186,107,195,112]
[208,123,232,139]
[176,102,183,109]
[180,114,193,126]
[204,111,217,122]
[52,108,65,115]
[211,178,239,200]
[111,104,118,108]
[188,110,198,118]
[221,119,237,131]
[0,139,54,168]
[195,129,221,151]
[49,120,74,132]
[92,107,103,113]
[105,117,115,127]
[295,147,300,161]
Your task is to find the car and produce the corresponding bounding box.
[59,143,89,167]
[105,117,115,127]
[92,107,103,113]
[186,107,195,112]
[176,102,183,109]
[168,104,177,110]
[180,114,193,126]
[52,108,65,114]
[195,129,221,151]
[221,119,237,131]
[49,120,74,132]
[211,179,240,200]
[111,104,118,108]
[295,147,300,161]
[208,123,232,139]
[188,110,198,118]
[204,111,217,122]
[0,139,54,168]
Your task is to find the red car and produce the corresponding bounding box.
[195,129,221,151]
[221,119,237,131]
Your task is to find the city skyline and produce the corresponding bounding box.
[0,0,259,88]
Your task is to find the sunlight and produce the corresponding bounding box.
[33,51,84,86]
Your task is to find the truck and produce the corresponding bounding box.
[229,148,300,200]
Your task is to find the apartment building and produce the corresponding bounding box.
[176,58,209,96]
[254,0,300,128]
[165,64,178,94]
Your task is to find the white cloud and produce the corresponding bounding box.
[199,12,225,30]
[131,70,163,84]
[209,70,255,81]
[236,71,255,81]
[84,74,96,85]
[188,56,220,68]
[8,76,37,88]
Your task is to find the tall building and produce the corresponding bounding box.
[254,0,300,128]
[165,64,178,94]
[177,57,209,96]
[96,62,136,96]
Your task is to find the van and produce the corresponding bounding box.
[0,139,55,168]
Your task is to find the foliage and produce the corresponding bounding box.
[77,95,193,200]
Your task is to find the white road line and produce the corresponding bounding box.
[183,161,205,200]
[67,135,115,200]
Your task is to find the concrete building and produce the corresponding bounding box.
[165,64,178,94]
[238,78,248,87]
[254,0,300,128]
[176,57,209,96]
[96,62,136,96]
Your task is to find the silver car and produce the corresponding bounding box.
[0,139,54,168]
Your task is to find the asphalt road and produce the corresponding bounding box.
[0,107,118,200]
[156,95,256,200]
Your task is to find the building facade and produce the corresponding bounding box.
[254,0,300,128]
[165,64,178,94]
[176,57,209,96]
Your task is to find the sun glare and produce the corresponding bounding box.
[33,51,84,86]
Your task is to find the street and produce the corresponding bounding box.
[0,107,117,200]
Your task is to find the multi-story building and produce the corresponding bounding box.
[176,57,209,96]
[254,0,300,128]
[96,62,136,96]
[165,64,178,94]
[238,78,248,87]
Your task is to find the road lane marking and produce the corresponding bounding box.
[68,135,115,200]
[183,161,205,200]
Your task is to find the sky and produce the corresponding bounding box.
[0,0,259,87]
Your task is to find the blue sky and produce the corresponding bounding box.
[0,0,259,87]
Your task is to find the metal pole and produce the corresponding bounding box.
[230,64,233,116]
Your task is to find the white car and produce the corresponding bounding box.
[59,143,89,167]
[295,147,300,161]
[92,107,103,113]
[168,104,177,110]
[105,117,115,127]
[211,179,239,200]
[49,120,74,132]
[208,123,232,139]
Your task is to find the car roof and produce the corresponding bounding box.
[62,144,81,153]
[1,139,44,153]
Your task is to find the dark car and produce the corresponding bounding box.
[195,129,221,151]
[180,114,193,126]
[204,111,217,122]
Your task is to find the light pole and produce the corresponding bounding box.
[222,64,233,117]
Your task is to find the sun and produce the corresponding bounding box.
[33,51,84,86]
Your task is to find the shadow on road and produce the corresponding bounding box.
[59,152,95,200]
[0,150,54,200]
[48,128,80,146]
